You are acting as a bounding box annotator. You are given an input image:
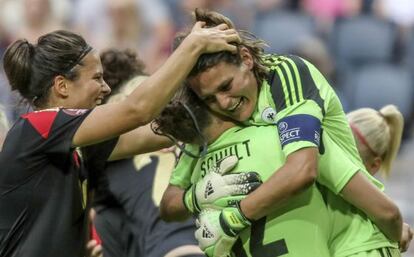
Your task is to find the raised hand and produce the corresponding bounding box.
[186,22,241,54]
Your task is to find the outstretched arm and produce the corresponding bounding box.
[73,23,240,148]
[109,123,172,161]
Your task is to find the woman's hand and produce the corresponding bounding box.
[185,22,240,54]
[400,222,413,252]
[85,240,103,257]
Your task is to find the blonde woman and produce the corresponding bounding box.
[348,105,413,253]
[348,105,403,177]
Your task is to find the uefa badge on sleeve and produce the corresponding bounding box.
[261,107,277,124]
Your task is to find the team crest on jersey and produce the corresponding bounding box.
[261,107,277,124]
[62,109,88,116]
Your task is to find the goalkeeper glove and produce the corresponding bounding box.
[195,202,251,257]
[183,155,262,214]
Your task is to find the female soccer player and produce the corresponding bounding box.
[154,88,332,257]
[0,25,239,257]
[155,90,406,257]
[348,105,413,253]
[163,9,403,257]
[93,48,206,257]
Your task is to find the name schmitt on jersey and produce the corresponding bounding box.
[277,114,321,148]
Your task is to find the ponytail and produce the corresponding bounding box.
[378,105,404,176]
[3,30,91,108]
[3,39,34,100]
[347,105,404,177]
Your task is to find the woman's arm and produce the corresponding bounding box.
[400,223,413,252]
[340,171,403,242]
[108,123,172,161]
[160,184,191,222]
[239,148,403,241]
[240,147,318,220]
[72,23,240,148]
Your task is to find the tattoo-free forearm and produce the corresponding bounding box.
[341,172,403,242]
[160,184,191,222]
[240,148,318,220]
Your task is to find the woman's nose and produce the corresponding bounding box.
[216,94,232,110]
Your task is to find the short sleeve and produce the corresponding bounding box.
[317,132,383,194]
[81,137,119,189]
[267,55,328,156]
[21,108,92,170]
[169,145,198,189]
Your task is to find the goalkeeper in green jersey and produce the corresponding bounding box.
[158,8,404,257]
[153,88,403,257]
[153,89,332,257]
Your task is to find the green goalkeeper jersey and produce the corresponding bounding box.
[247,55,398,255]
[171,125,331,257]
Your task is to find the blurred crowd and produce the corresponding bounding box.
[0,0,413,136]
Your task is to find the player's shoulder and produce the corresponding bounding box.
[21,108,90,139]
[21,108,60,139]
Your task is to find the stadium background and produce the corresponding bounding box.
[0,0,412,255]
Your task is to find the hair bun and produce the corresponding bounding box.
[3,39,35,99]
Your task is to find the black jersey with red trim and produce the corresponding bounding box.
[0,108,118,257]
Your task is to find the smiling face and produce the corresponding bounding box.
[188,60,258,122]
[65,51,111,109]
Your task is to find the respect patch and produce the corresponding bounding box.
[277,114,321,148]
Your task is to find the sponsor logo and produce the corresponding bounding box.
[261,107,277,124]
[280,127,301,144]
[278,121,288,132]
[314,131,320,144]
[202,225,214,239]
[205,181,214,198]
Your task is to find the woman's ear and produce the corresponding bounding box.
[369,157,382,176]
[239,46,254,70]
[51,75,69,98]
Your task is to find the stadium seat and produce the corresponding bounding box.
[253,11,316,54]
[345,64,413,119]
[330,15,397,69]
[404,27,414,74]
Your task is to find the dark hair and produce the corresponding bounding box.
[152,87,211,144]
[173,9,269,84]
[2,30,92,107]
[100,48,146,92]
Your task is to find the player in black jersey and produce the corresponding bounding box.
[94,48,204,257]
[0,27,239,257]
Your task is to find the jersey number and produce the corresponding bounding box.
[233,217,289,257]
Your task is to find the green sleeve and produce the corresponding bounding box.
[169,145,198,189]
[318,132,384,194]
[318,132,360,194]
[268,55,327,156]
